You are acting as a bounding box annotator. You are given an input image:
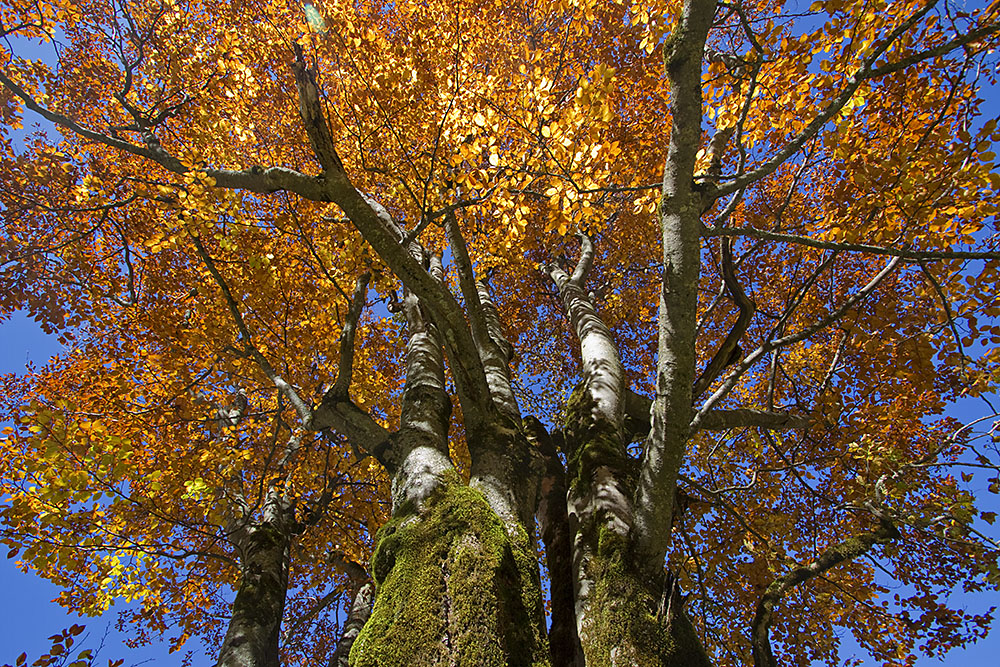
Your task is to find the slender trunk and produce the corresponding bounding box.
[215,522,292,667]
[528,417,583,667]
[636,0,718,575]
[331,583,374,667]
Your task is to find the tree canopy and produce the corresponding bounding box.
[2,0,1000,665]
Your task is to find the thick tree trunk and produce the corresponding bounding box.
[348,264,550,666]
[215,522,292,667]
[562,388,711,667]
[348,472,549,666]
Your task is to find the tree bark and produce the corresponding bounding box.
[331,583,374,667]
[635,0,718,573]
[347,256,549,666]
[215,522,292,667]
[561,386,711,667]
[348,470,549,666]
[528,417,583,667]
[543,239,711,667]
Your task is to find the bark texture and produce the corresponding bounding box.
[350,474,548,666]
[215,522,292,667]
[347,246,548,666]
[331,583,374,667]
[563,388,711,667]
[529,417,583,667]
[636,0,719,573]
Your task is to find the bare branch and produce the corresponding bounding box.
[329,273,371,399]
[477,280,514,364]
[698,409,809,431]
[706,225,1000,262]
[693,256,902,429]
[693,237,755,398]
[919,262,970,376]
[715,7,1000,198]
[751,520,900,667]
[624,389,807,435]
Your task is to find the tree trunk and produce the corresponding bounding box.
[331,583,374,667]
[348,472,549,666]
[562,389,711,667]
[348,263,550,666]
[215,522,292,667]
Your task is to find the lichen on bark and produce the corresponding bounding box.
[563,384,636,498]
[350,473,549,667]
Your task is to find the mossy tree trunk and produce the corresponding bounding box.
[299,8,720,662]
[346,200,714,666]
[348,247,549,666]
[351,474,549,666]
[545,241,712,667]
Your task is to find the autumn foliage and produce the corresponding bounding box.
[2,0,1000,665]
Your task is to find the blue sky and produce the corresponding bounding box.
[0,312,190,665]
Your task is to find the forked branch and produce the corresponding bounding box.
[191,235,313,426]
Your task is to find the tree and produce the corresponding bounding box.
[2,0,1000,664]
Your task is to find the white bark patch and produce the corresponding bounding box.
[571,465,632,539]
[470,472,520,536]
[393,445,452,511]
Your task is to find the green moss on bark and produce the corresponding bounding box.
[562,384,710,667]
[580,543,711,667]
[563,385,635,498]
[350,474,549,667]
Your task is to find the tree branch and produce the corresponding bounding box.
[698,409,809,431]
[329,273,371,399]
[543,236,626,427]
[292,44,344,174]
[191,235,314,426]
[570,232,595,286]
[330,582,374,667]
[705,225,1000,261]
[692,256,902,429]
[715,6,1000,198]
[751,520,900,667]
[311,398,393,467]
[624,389,807,436]
[693,237,755,398]
[444,212,491,354]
